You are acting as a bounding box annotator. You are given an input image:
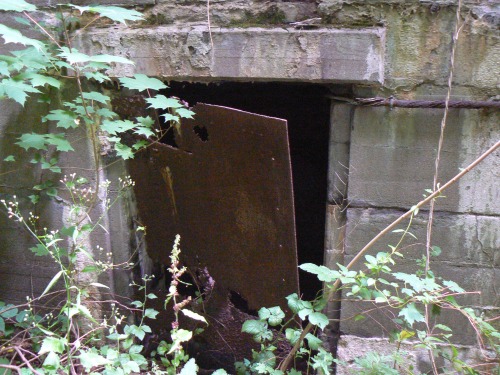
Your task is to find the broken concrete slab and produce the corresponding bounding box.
[73,26,385,84]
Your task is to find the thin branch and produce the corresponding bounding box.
[278,139,500,371]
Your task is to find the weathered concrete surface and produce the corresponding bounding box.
[339,207,499,344]
[336,335,498,375]
[347,106,500,215]
[74,26,385,84]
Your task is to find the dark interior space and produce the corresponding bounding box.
[163,81,331,301]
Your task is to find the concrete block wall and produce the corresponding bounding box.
[0,0,498,373]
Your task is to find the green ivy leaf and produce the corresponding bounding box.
[399,303,425,327]
[0,317,4,333]
[119,74,167,92]
[3,155,15,162]
[0,0,36,11]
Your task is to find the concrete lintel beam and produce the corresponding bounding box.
[74,26,385,84]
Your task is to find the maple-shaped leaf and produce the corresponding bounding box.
[16,73,60,88]
[70,5,143,24]
[46,134,74,152]
[43,110,78,129]
[146,95,183,110]
[119,74,167,92]
[0,24,43,50]
[101,119,136,135]
[0,0,36,12]
[0,78,40,105]
[399,303,425,327]
[16,133,47,150]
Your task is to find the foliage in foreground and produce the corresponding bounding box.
[0,1,498,374]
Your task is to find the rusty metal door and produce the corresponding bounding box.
[128,103,299,312]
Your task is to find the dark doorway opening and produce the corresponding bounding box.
[163,81,330,301]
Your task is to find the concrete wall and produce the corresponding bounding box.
[0,0,498,373]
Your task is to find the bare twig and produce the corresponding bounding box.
[278,139,500,371]
[425,1,464,372]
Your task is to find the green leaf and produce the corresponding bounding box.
[114,142,134,159]
[71,5,144,24]
[81,91,110,104]
[181,309,207,324]
[58,47,91,64]
[16,133,46,151]
[308,312,329,330]
[0,24,42,50]
[0,305,18,319]
[17,73,60,89]
[285,328,301,345]
[39,336,66,354]
[180,358,198,375]
[258,306,284,326]
[242,320,267,336]
[78,350,110,371]
[299,263,339,282]
[144,308,159,320]
[146,95,183,110]
[0,78,40,106]
[30,244,48,256]
[44,110,78,129]
[122,360,141,373]
[101,119,136,135]
[399,303,425,327]
[40,270,64,298]
[305,333,323,350]
[90,54,134,65]
[119,74,167,91]
[42,351,60,371]
[212,370,228,375]
[0,0,36,11]
[46,134,74,152]
[3,155,15,162]
[175,107,195,119]
[0,317,4,333]
[431,245,442,257]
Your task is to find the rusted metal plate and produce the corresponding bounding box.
[128,103,299,312]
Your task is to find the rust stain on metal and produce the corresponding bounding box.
[128,103,299,312]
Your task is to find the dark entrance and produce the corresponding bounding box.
[165,82,331,300]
